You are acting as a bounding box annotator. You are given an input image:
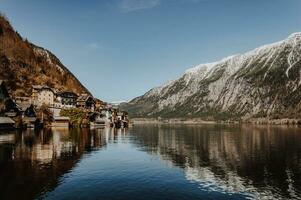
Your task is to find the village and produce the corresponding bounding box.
[0,80,129,130]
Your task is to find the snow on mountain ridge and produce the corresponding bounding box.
[167,32,301,89]
[185,32,301,77]
[146,32,301,100]
[185,55,238,75]
[122,32,301,119]
[288,32,301,39]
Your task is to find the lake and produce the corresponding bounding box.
[0,124,300,200]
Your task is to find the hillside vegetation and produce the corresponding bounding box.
[0,14,90,97]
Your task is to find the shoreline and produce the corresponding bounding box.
[131,118,301,125]
[131,118,217,125]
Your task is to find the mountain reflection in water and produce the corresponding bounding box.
[0,125,300,200]
[130,125,301,199]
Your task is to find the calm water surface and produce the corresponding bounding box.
[0,124,301,200]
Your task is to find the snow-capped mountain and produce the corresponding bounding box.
[121,33,301,120]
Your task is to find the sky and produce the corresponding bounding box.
[0,0,301,102]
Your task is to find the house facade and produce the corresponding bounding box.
[51,116,70,128]
[94,98,105,111]
[77,94,95,110]
[56,91,78,108]
[32,85,55,107]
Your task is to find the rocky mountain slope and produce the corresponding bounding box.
[0,15,90,97]
[122,33,301,120]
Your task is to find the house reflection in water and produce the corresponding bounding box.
[0,128,107,200]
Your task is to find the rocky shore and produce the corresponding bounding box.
[132,118,301,125]
[245,118,301,125]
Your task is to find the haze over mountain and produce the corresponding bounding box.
[0,15,90,97]
[121,33,301,120]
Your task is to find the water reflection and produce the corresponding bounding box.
[129,124,301,199]
[0,128,107,200]
[0,125,300,199]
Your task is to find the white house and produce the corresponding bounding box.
[32,85,55,107]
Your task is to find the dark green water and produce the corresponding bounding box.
[0,124,300,199]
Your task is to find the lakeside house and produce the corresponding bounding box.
[51,116,70,128]
[77,94,95,111]
[32,85,55,107]
[56,91,78,108]
[0,80,129,130]
[117,112,127,121]
[100,107,129,128]
[23,117,38,128]
[116,111,129,128]
[90,114,106,128]
[0,117,15,130]
[94,98,106,112]
[22,104,38,128]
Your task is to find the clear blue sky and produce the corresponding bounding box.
[1,0,301,102]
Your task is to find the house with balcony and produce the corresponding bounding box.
[56,91,78,108]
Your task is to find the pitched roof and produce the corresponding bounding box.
[4,112,18,117]
[77,94,93,102]
[17,102,31,111]
[32,85,43,90]
[23,117,37,122]
[94,98,104,103]
[57,91,78,97]
[32,85,54,93]
[0,117,15,124]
